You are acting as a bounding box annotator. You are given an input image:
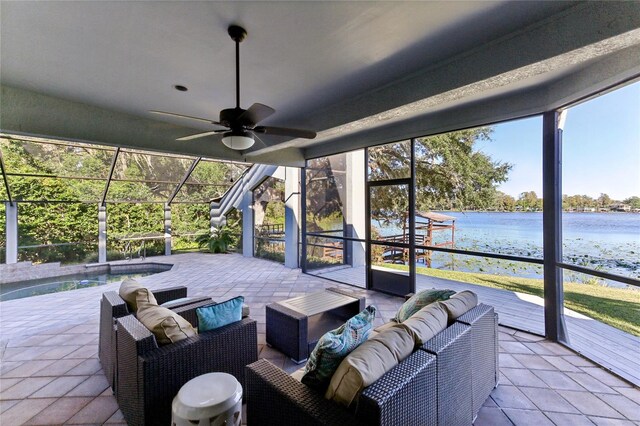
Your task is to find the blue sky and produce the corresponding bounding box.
[476,81,639,201]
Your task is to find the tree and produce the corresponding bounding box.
[367,127,512,222]
[517,191,542,211]
[493,191,516,212]
[562,194,595,210]
[305,155,346,231]
[623,196,640,209]
[597,193,612,209]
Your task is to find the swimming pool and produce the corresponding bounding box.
[0,266,170,301]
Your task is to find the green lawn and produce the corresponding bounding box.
[383,264,640,336]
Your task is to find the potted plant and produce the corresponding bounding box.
[195,225,236,253]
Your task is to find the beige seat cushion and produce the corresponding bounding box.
[325,324,414,407]
[440,290,478,322]
[401,301,448,346]
[136,297,197,345]
[290,367,306,382]
[119,278,157,312]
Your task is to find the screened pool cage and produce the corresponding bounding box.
[0,135,250,265]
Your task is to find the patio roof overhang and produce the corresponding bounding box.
[1,1,639,166]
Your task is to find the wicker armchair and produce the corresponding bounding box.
[98,286,210,392]
[116,314,258,426]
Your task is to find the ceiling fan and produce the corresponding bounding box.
[150,25,316,150]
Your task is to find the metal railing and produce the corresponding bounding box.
[17,241,98,264]
[112,235,164,261]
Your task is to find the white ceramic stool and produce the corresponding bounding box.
[171,372,242,426]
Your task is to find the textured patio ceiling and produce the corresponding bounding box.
[1,1,639,166]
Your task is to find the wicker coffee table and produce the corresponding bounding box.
[266,287,365,363]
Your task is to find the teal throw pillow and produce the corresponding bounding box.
[394,289,455,323]
[301,305,376,390]
[196,296,244,332]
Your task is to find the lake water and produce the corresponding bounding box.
[375,212,640,284]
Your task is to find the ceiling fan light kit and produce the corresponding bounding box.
[222,131,255,150]
[150,24,316,150]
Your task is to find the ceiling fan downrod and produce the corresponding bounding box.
[150,23,316,146]
[228,25,247,110]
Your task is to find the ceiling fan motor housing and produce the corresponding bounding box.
[223,129,252,139]
[219,107,246,128]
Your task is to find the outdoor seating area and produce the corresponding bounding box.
[248,302,498,425]
[265,287,365,363]
[99,283,257,425]
[98,285,212,390]
[1,3,639,425]
[1,253,639,425]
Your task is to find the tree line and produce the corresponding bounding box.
[456,191,640,212]
[0,138,238,264]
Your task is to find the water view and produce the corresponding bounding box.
[374,211,640,284]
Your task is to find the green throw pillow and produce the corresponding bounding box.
[301,305,376,390]
[394,289,455,323]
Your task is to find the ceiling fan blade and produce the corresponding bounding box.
[252,132,270,148]
[238,103,275,126]
[253,126,316,139]
[176,130,225,141]
[150,110,224,126]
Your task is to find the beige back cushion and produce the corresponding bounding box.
[373,321,396,334]
[136,297,197,345]
[401,301,448,346]
[119,278,157,312]
[325,324,414,407]
[440,290,478,322]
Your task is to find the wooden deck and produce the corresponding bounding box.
[311,264,640,386]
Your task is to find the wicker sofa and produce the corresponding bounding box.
[246,303,498,426]
[115,308,258,426]
[98,285,211,392]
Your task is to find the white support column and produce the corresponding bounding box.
[284,167,301,268]
[346,150,366,267]
[241,191,254,257]
[98,204,107,263]
[5,202,18,264]
[164,203,171,256]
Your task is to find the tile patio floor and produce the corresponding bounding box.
[1,253,639,425]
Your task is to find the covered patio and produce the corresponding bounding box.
[1,254,639,425]
[1,1,639,425]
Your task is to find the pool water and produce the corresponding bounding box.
[0,272,158,301]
